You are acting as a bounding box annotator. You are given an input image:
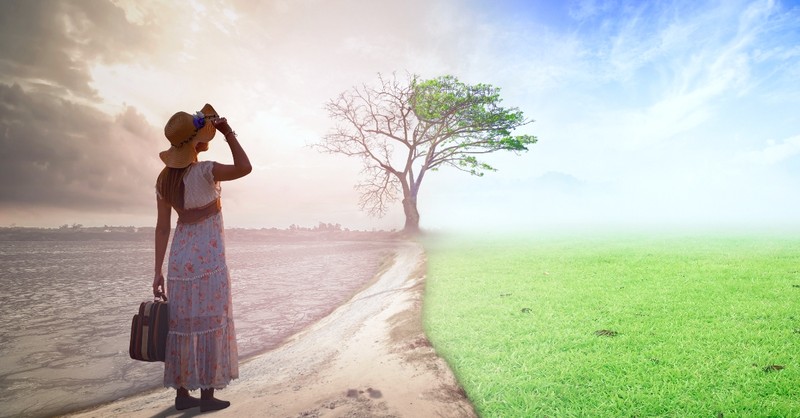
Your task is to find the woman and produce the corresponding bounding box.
[153,103,251,412]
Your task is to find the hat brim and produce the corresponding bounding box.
[159,147,195,168]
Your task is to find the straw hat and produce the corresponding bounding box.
[159,103,219,168]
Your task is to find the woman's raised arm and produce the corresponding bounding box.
[211,117,252,182]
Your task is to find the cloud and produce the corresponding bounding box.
[735,134,800,165]
[0,1,186,221]
[0,1,160,99]
[2,0,799,230]
[0,83,163,213]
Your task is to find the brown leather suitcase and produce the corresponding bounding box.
[129,295,169,362]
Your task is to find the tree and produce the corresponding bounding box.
[316,73,537,233]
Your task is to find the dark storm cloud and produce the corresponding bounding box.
[0,0,169,215]
[0,83,164,212]
[0,0,159,97]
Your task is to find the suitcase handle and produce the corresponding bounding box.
[155,291,168,302]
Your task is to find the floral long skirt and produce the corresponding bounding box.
[164,212,238,390]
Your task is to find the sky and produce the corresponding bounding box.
[1,0,799,231]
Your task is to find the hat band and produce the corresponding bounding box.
[172,132,198,148]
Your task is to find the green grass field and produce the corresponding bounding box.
[422,232,800,417]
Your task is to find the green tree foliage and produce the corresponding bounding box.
[411,75,536,176]
[316,73,536,232]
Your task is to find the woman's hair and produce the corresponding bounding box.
[156,166,189,210]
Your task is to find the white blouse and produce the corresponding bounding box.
[182,161,221,209]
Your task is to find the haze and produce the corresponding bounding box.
[1,0,798,232]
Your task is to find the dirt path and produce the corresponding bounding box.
[67,241,476,418]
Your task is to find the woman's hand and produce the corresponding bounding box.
[153,273,165,298]
[212,117,233,136]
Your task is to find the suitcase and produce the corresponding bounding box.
[129,294,169,362]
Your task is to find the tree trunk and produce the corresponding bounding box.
[402,196,420,233]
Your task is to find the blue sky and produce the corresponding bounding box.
[1,0,798,230]
[422,0,800,230]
